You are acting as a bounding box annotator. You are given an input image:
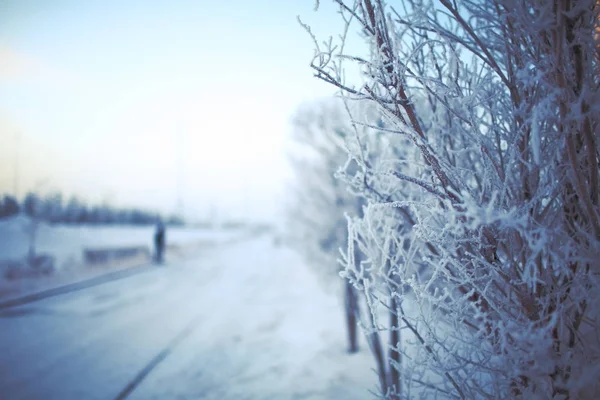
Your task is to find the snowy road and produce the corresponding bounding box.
[0,235,376,400]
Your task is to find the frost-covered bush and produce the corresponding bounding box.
[304,0,600,398]
[287,100,358,280]
[287,98,382,352]
[287,99,391,275]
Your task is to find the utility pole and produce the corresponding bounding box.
[14,132,21,200]
[242,169,249,222]
[176,129,185,220]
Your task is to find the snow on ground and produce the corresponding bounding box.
[129,235,378,400]
[0,232,378,399]
[0,215,257,302]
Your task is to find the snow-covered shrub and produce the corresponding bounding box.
[287,98,376,352]
[287,100,357,280]
[305,0,600,398]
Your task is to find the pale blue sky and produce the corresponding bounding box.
[0,0,356,221]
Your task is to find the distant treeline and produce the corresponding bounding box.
[0,192,184,226]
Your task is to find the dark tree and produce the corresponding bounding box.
[0,195,20,218]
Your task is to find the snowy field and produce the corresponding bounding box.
[0,215,248,270]
[0,233,377,399]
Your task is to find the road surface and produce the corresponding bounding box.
[0,235,375,400]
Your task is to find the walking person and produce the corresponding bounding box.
[154,219,166,264]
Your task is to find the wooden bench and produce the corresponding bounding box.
[83,246,151,265]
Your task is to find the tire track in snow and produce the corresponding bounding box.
[114,312,204,400]
[0,263,156,310]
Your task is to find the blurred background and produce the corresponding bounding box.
[0,0,349,224]
[0,3,379,399]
